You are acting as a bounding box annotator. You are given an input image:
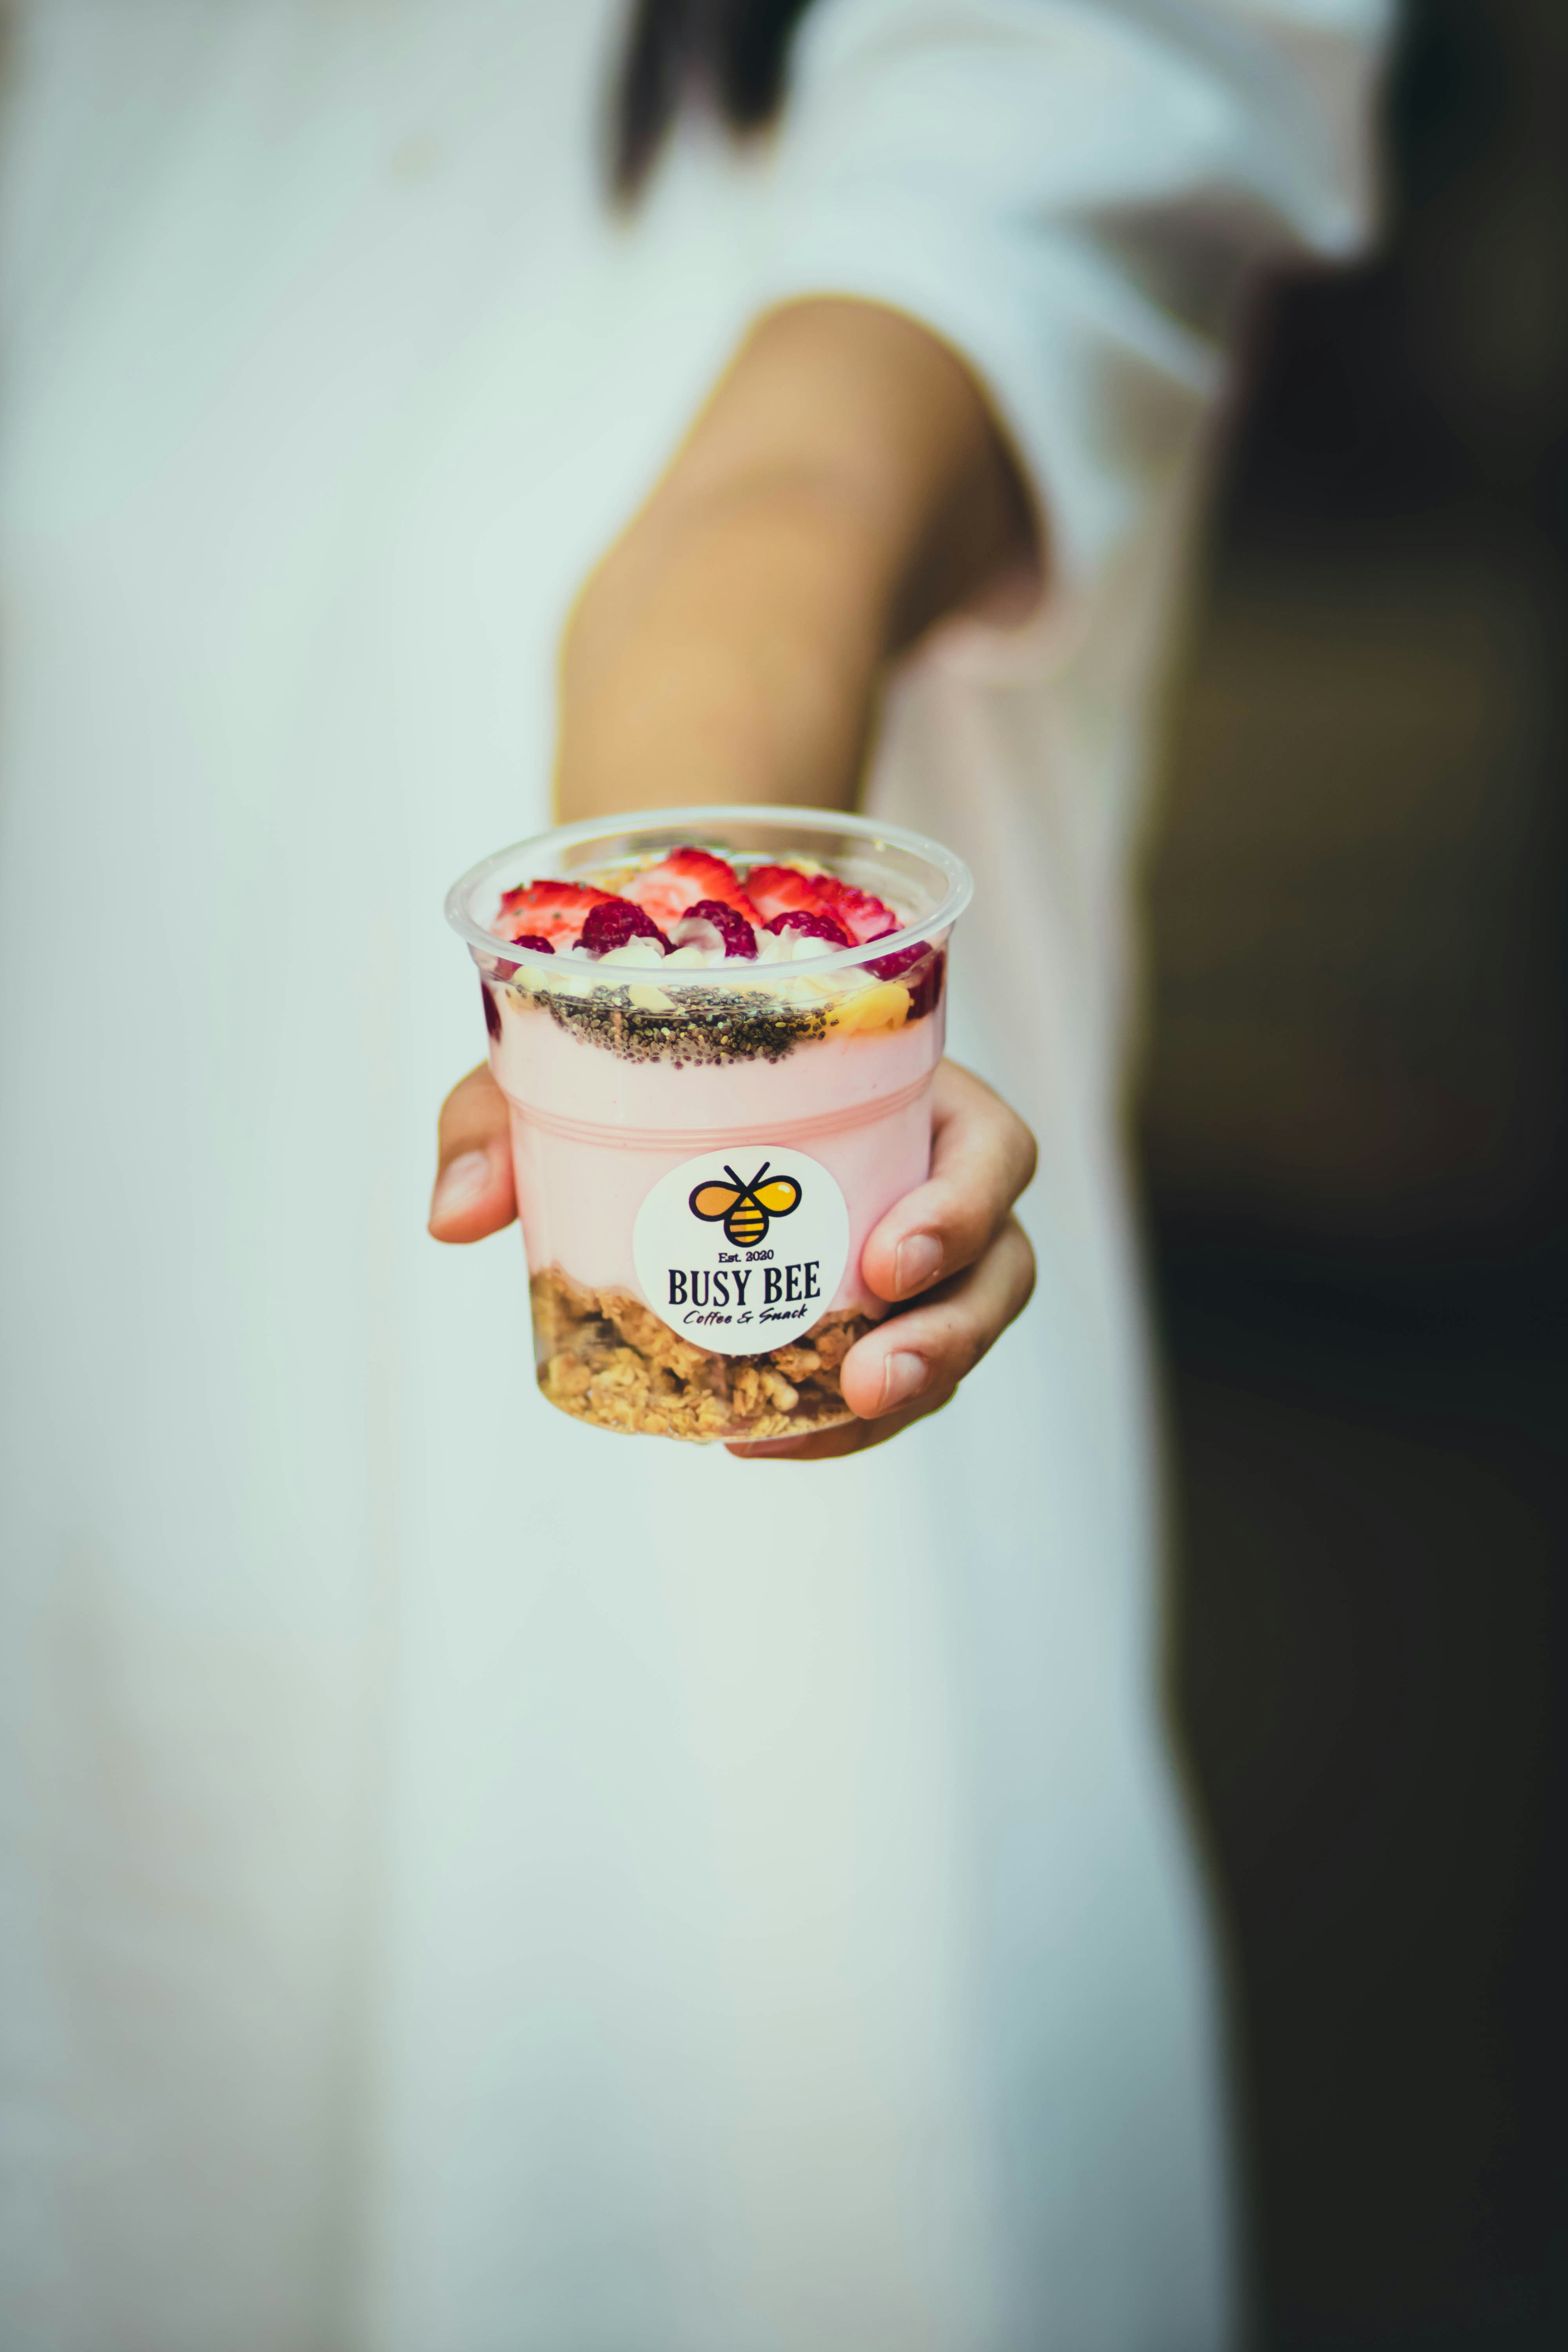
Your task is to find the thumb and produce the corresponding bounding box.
[429,1063,517,1243]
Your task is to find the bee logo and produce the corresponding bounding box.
[689,1162,802,1250]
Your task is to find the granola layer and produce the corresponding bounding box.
[531,1267,872,1443]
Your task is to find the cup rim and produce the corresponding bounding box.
[444,804,973,978]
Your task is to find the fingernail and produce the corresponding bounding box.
[894,1234,942,1298]
[880,1351,929,1412]
[431,1149,492,1220]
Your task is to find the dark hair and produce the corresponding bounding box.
[613,0,819,200]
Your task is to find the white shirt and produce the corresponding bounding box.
[0,5,1386,2347]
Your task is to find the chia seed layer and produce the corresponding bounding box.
[495,973,835,1065]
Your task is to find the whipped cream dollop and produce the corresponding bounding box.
[591,927,845,971]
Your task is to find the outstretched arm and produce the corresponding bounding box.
[431,296,1038,1459]
[555,295,1034,824]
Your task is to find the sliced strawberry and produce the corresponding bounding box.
[495,878,614,950]
[741,863,832,926]
[813,874,900,944]
[622,848,758,933]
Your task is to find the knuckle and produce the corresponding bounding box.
[946,1313,986,1382]
[1010,1114,1039,1191]
[440,1062,488,1118]
[1004,1220,1038,1310]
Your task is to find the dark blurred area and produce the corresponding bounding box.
[1141,2,1568,2345]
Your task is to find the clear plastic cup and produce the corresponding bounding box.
[445,806,971,1443]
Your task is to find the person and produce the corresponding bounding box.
[0,3,1387,2346]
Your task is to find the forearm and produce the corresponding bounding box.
[555,298,1033,825]
[441,303,1040,1452]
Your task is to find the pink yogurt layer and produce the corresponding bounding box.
[490,989,943,1310]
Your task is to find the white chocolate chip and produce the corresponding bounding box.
[598,939,669,968]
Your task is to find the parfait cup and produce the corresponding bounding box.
[445,806,971,1443]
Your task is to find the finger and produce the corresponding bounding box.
[726,1214,1036,1462]
[428,1063,517,1243]
[841,1214,1035,1419]
[859,1060,1036,1305]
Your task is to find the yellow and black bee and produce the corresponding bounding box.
[689,1162,802,1250]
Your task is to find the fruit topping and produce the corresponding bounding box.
[868,941,946,1020]
[622,847,758,932]
[579,899,671,957]
[826,980,911,1036]
[812,874,899,943]
[498,877,614,950]
[495,929,554,980]
[742,863,833,925]
[673,900,758,959]
[491,847,926,1009]
[764,909,852,949]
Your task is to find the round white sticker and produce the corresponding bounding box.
[632,1145,851,1357]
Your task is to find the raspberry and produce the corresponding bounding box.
[496,877,613,949]
[742,864,831,926]
[579,898,671,956]
[495,930,554,980]
[868,941,946,1019]
[764,909,852,949]
[813,875,899,943]
[673,900,758,959]
[622,847,758,932]
[481,978,501,1040]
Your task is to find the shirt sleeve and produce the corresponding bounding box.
[753,0,1395,587]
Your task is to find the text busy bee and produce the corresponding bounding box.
[688,1163,802,1250]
